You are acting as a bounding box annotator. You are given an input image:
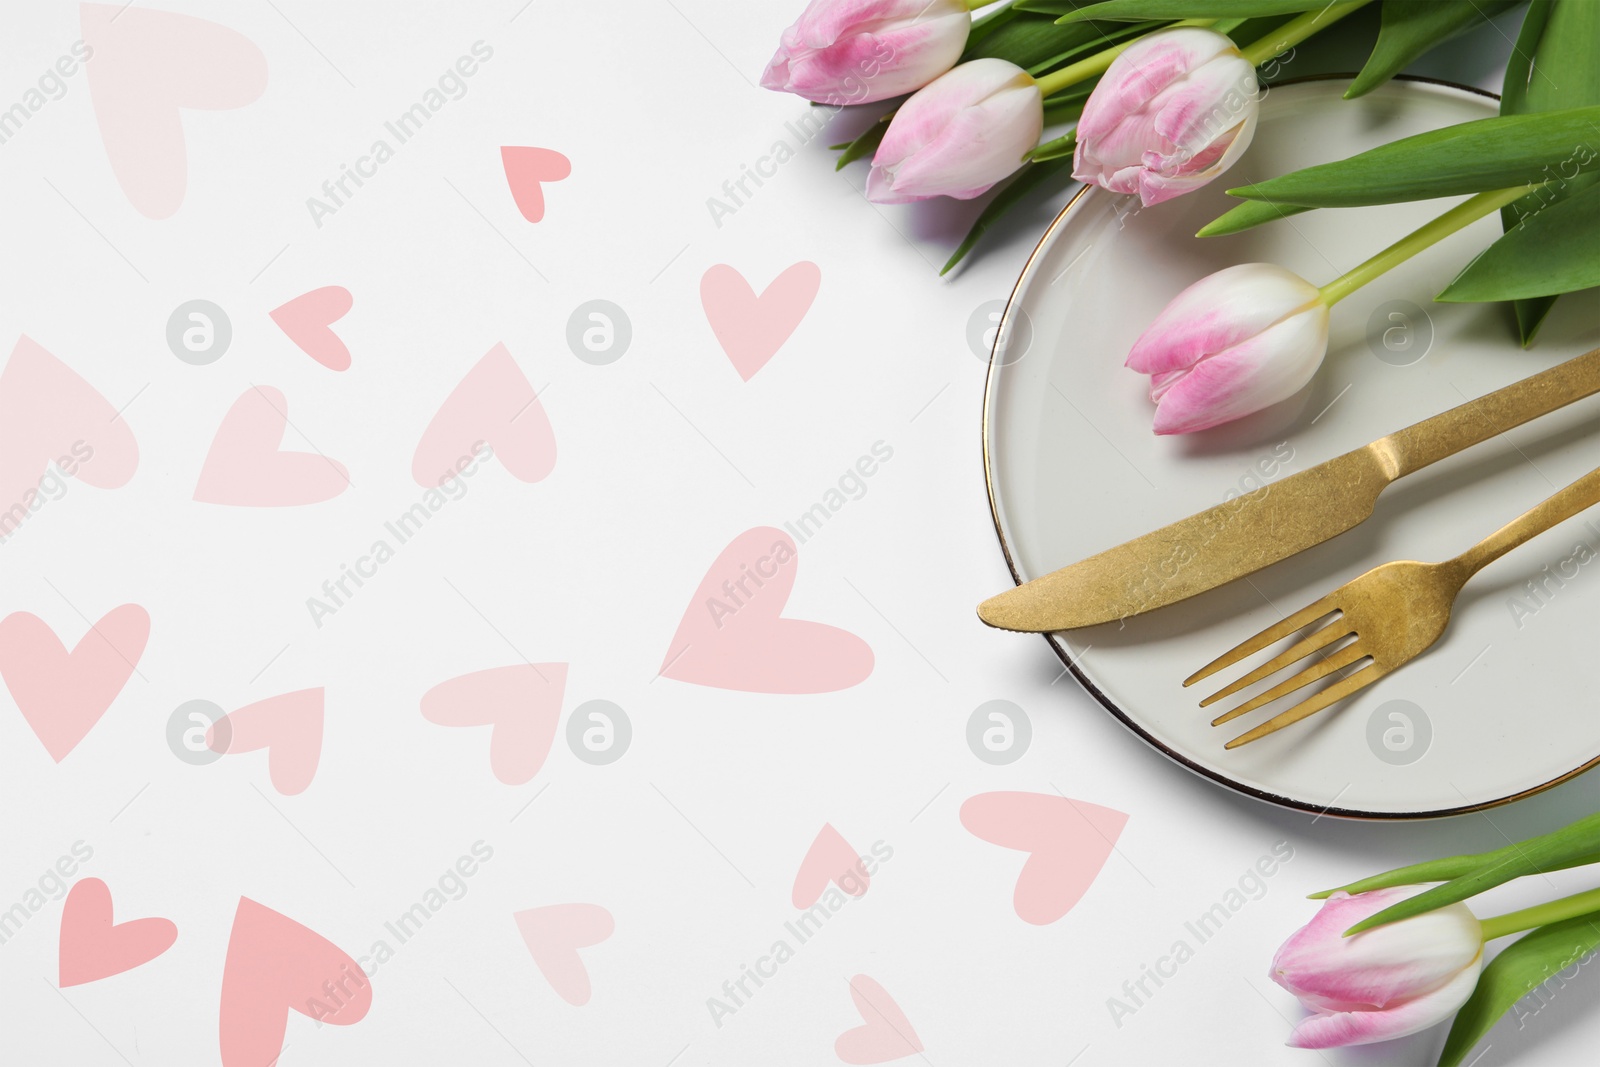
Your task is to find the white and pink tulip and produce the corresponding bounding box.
[1074,27,1260,206]
[1127,262,1330,435]
[761,0,972,106]
[1270,887,1484,1049]
[866,58,1043,204]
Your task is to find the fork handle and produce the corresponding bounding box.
[1452,466,1600,578]
[1378,347,1600,480]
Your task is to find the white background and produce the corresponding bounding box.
[1,2,1597,1065]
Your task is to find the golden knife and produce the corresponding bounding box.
[978,346,1600,633]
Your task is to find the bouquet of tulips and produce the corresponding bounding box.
[763,0,1600,434]
[1271,810,1600,1062]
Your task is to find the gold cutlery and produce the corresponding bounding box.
[1187,465,1600,748]
[978,347,1600,633]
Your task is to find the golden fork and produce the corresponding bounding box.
[1186,464,1600,749]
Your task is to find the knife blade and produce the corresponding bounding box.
[979,346,1600,633]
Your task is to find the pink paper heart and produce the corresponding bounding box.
[700,262,821,381]
[792,824,870,909]
[500,146,571,223]
[0,335,139,539]
[59,878,177,987]
[412,343,555,487]
[514,903,613,1006]
[194,386,349,506]
[0,606,149,763]
[835,975,923,1065]
[270,286,353,371]
[207,688,324,795]
[420,664,567,785]
[81,3,268,219]
[219,897,371,1067]
[660,527,872,694]
[959,791,1128,925]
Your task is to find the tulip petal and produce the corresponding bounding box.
[763,0,970,105]
[1287,952,1483,1049]
[1151,304,1328,434]
[1271,889,1484,1009]
[1126,263,1323,378]
[1076,28,1236,145]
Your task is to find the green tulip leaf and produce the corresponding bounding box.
[1047,0,1332,23]
[1344,812,1600,935]
[1437,913,1600,1067]
[1346,0,1524,99]
[1197,197,1314,235]
[962,12,1151,71]
[831,117,890,170]
[1227,105,1600,207]
[1438,180,1600,301]
[1312,850,1600,900]
[1498,0,1600,343]
[942,154,1076,275]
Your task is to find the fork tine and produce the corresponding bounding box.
[1209,642,1368,726]
[1224,664,1386,749]
[1183,597,1341,688]
[1198,623,1355,708]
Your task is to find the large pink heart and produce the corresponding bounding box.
[420,664,567,785]
[660,527,872,694]
[700,262,821,381]
[0,606,149,763]
[412,343,555,487]
[0,335,138,539]
[500,146,571,223]
[835,975,923,1064]
[207,688,324,795]
[959,791,1128,925]
[792,823,870,909]
[193,386,350,506]
[219,897,371,1067]
[59,878,177,987]
[81,3,268,219]
[270,286,353,371]
[514,903,613,1006]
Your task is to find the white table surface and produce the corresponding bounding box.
[2,2,1595,1065]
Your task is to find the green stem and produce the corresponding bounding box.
[1318,185,1535,306]
[1239,0,1372,67]
[967,0,999,10]
[1480,886,1600,941]
[1034,18,1217,98]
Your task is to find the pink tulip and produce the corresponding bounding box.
[866,58,1043,204]
[1074,27,1259,206]
[761,0,972,106]
[1127,263,1329,435]
[1271,887,1484,1049]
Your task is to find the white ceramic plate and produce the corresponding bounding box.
[985,76,1600,819]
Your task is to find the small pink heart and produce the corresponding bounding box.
[194,386,350,506]
[501,146,571,223]
[59,878,177,987]
[793,824,870,909]
[412,343,555,487]
[270,286,353,371]
[661,527,872,694]
[0,335,139,539]
[207,688,324,795]
[219,897,371,1067]
[514,903,613,1006]
[960,791,1128,925]
[0,606,149,763]
[420,664,566,785]
[81,3,268,219]
[700,262,821,381]
[835,975,923,1065]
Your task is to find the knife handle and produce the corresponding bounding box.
[1376,346,1600,481]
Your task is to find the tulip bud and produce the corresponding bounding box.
[1126,263,1329,435]
[1270,887,1484,1049]
[1074,27,1260,206]
[867,58,1043,204]
[761,0,972,106]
